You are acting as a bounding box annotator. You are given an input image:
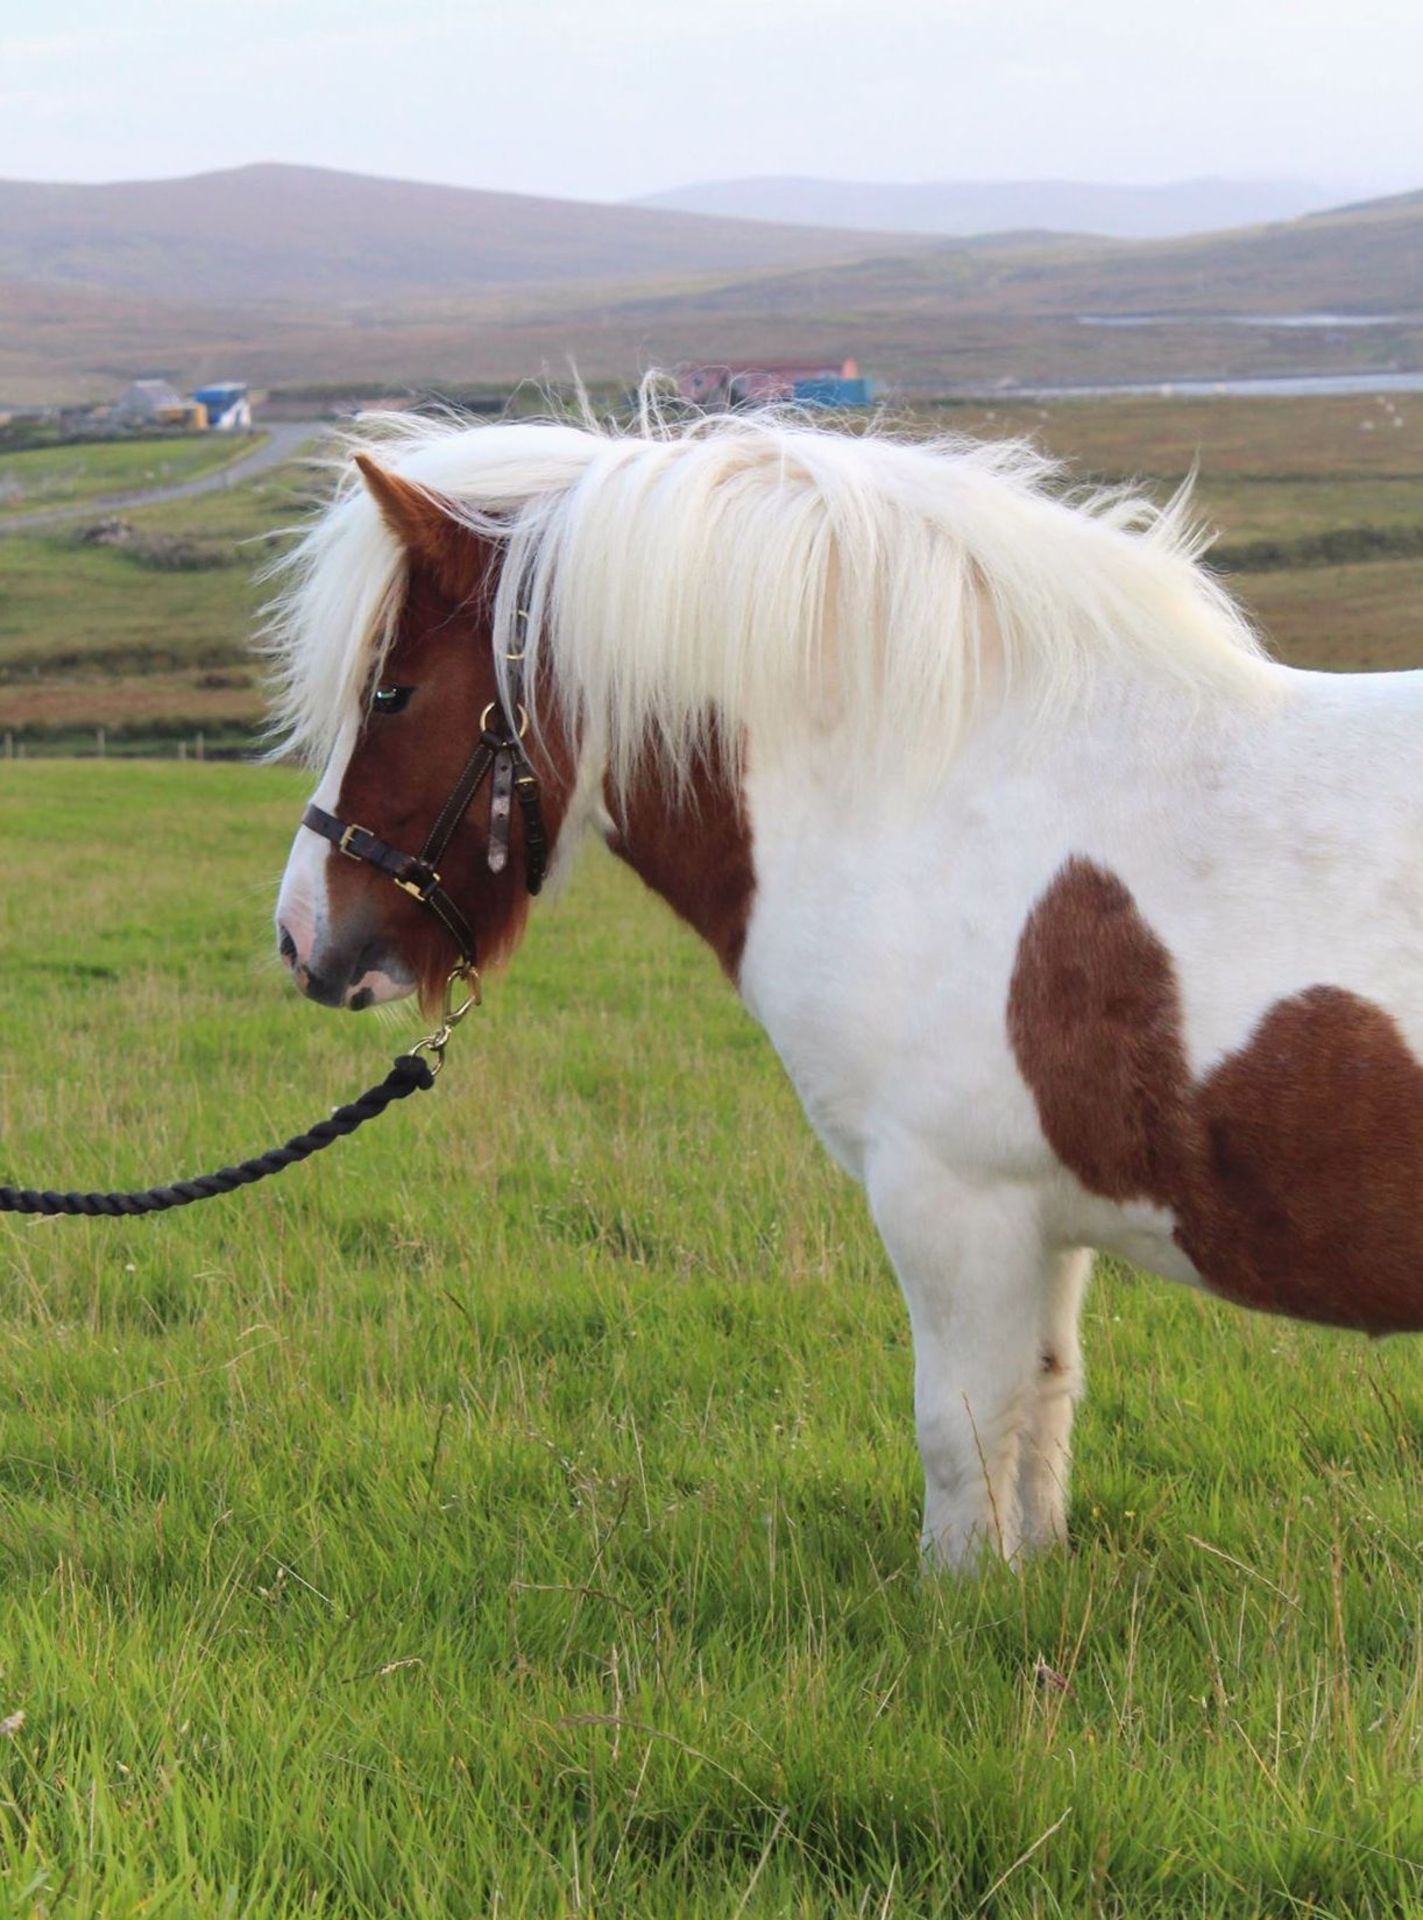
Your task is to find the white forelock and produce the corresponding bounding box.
[262,389,1270,786]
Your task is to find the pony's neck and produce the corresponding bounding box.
[600,742,755,981]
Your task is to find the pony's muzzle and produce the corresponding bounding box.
[279,923,415,1012]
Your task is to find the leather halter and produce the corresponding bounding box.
[301,648,547,977]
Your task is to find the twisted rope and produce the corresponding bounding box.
[0,1052,435,1217]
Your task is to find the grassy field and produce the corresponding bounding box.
[0,446,317,752]
[0,435,259,519]
[1,763,1423,1915]
[2,392,1422,754]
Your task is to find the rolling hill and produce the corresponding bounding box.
[633,175,1337,240]
[605,187,1423,326]
[525,186,1423,389]
[1,172,1420,403]
[0,163,932,307]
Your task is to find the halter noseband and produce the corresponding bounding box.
[300,646,547,987]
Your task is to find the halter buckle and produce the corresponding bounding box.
[395,866,439,902]
[338,823,371,859]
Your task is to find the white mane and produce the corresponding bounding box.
[264,393,1269,788]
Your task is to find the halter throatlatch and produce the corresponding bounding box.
[300,639,548,1029]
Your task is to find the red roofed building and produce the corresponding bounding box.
[677,358,869,409]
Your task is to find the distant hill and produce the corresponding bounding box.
[0,162,929,307]
[633,176,1337,240]
[563,186,1423,390]
[0,277,259,406]
[2,177,1421,404]
[662,183,1423,322]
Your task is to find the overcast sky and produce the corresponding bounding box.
[3,0,1420,204]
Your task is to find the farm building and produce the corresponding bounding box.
[678,357,871,409]
[193,382,252,431]
[113,379,205,429]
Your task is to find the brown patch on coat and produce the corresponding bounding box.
[1188,988,1423,1328]
[602,732,756,980]
[1008,857,1423,1334]
[1006,861,1199,1203]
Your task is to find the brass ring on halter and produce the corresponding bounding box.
[412,967,481,1075]
[411,1032,448,1077]
[480,701,529,738]
[443,963,481,1024]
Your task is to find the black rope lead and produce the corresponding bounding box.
[0,1052,435,1218]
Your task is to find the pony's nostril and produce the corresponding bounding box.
[300,968,345,1008]
[278,925,298,965]
[348,987,374,1012]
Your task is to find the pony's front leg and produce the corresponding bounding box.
[869,1157,1050,1570]
[1017,1248,1091,1550]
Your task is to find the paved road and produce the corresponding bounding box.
[0,420,328,537]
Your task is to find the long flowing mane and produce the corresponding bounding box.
[265,392,1269,786]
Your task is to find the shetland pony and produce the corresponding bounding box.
[271,400,1423,1569]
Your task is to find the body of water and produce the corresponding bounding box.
[1077,312,1420,330]
[999,369,1423,400]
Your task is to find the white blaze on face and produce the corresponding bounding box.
[274,726,419,1009]
[275,726,352,974]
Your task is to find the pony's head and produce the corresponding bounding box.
[274,455,575,1014]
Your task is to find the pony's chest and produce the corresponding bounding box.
[738,939,891,1178]
[737,878,1026,1184]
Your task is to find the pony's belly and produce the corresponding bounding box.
[1069,1192,1423,1334]
[1062,1194,1202,1288]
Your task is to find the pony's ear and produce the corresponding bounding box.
[353,454,485,599]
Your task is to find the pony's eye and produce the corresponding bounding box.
[371,684,413,715]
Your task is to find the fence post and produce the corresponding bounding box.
[196,731,205,762]
[96,726,106,758]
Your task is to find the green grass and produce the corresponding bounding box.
[1195,479,1423,547]
[2,763,1423,1915]
[0,456,321,748]
[1235,557,1423,671]
[937,392,1423,481]
[0,532,260,676]
[0,436,261,517]
[0,456,312,674]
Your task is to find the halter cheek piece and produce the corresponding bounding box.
[300,645,547,991]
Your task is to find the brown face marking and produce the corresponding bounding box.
[327,464,575,1009]
[1009,857,1423,1334]
[602,730,756,980]
[330,457,753,1001]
